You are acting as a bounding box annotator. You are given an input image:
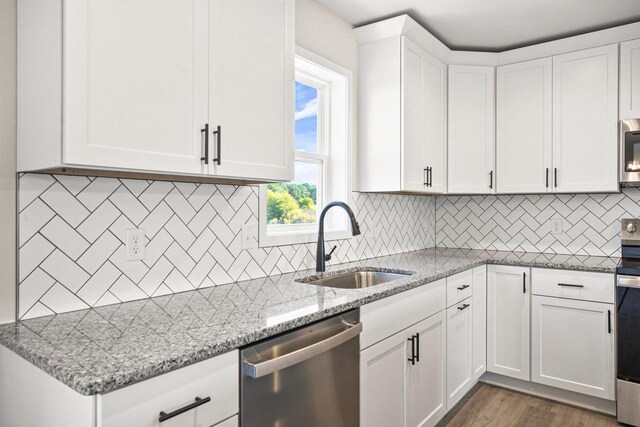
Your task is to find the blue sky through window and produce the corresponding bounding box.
[295,81,318,153]
[294,81,319,185]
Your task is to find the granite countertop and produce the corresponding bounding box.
[0,248,619,396]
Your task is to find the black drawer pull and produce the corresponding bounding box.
[457,284,470,291]
[159,396,211,422]
[608,310,612,334]
[557,283,584,288]
[523,272,526,294]
[457,303,470,311]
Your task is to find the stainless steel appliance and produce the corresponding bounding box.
[620,119,640,185]
[617,219,640,425]
[240,309,361,427]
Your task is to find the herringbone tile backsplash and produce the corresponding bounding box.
[18,174,435,319]
[436,191,638,257]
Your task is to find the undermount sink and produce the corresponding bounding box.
[301,270,412,289]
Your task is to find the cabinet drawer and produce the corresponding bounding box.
[447,269,473,307]
[361,279,446,350]
[532,268,614,303]
[99,350,238,427]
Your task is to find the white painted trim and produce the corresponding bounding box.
[355,13,640,67]
[259,46,354,247]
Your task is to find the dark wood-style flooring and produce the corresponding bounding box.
[439,384,620,427]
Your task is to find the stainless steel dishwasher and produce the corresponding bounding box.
[240,309,361,427]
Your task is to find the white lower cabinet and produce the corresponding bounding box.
[99,350,239,427]
[361,310,447,427]
[472,266,487,381]
[446,297,473,409]
[487,265,530,381]
[406,312,447,427]
[532,295,615,400]
[361,330,407,427]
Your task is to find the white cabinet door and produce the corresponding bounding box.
[208,0,294,181]
[446,297,473,410]
[401,38,447,193]
[620,38,640,120]
[496,58,552,194]
[63,0,209,174]
[472,266,487,382]
[402,38,429,193]
[487,265,530,381]
[552,44,618,193]
[361,330,407,427]
[422,47,448,194]
[406,311,447,427]
[532,296,615,400]
[448,65,495,194]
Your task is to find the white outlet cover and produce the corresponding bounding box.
[241,224,258,250]
[550,218,563,235]
[125,228,146,261]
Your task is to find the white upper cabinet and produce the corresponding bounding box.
[487,265,530,381]
[358,33,447,194]
[18,0,294,182]
[620,38,640,120]
[552,45,618,193]
[60,0,209,175]
[496,58,552,194]
[208,0,293,181]
[448,65,495,194]
[402,39,448,193]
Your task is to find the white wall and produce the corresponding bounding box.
[295,0,359,188]
[0,0,17,323]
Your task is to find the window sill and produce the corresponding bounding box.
[258,228,352,248]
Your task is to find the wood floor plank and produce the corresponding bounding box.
[441,384,619,427]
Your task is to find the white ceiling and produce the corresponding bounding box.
[315,0,640,51]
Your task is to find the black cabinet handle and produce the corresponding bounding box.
[546,168,549,188]
[159,396,211,422]
[213,125,222,165]
[407,336,416,365]
[457,303,470,311]
[457,284,470,291]
[489,171,493,189]
[200,124,209,165]
[554,168,558,188]
[523,272,526,294]
[415,332,420,362]
[557,283,584,288]
[428,167,432,187]
[608,310,612,334]
[424,168,429,186]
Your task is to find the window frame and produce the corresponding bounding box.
[259,46,353,247]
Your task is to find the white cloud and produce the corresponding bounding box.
[295,98,318,121]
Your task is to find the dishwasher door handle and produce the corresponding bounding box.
[243,321,363,379]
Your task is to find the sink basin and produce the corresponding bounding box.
[302,270,412,289]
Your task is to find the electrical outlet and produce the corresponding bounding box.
[550,218,563,235]
[241,224,258,250]
[125,228,146,261]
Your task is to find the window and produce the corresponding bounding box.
[259,47,352,246]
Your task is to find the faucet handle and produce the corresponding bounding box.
[325,245,337,261]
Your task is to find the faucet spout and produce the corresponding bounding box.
[316,201,361,272]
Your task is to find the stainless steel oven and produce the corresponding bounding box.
[240,309,361,427]
[621,119,640,185]
[617,219,640,426]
